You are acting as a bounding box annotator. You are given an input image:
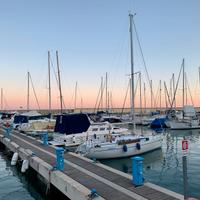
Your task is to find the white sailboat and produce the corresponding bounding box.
[168,59,200,130]
[168,105,200,130]
[76,133,162,159]
[76,13,162,159]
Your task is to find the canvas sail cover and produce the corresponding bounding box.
[54,113,90,134]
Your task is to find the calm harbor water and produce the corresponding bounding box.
[101,127,200,199]
[0,151,46,200]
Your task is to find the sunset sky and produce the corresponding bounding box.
[0,0,200,110]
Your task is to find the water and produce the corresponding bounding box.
[0,151,45,200]
[101,128,200,199]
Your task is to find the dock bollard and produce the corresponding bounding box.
[4,125,11,138]
[131,156,144,186]
[56,147,64,171]
[42,132,48,145]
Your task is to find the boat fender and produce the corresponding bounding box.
[136,143,141,150]
[72,136,76,143]
[11,152,18,166]
[21,160,29,173]
[123,144,128,152]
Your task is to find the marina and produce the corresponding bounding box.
[0,1,200,200]
[0,126,185,200]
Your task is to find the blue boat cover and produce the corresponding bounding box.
[13,114,51,124]
[150,117,167,128]
[54,113,90,134]
[13,115,29,124]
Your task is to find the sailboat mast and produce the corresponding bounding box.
[27,71,30,111]
[164,83,168,109]
[129,13,135,129]
[172,73,176,109]
[48,51,51,112]
[74,81,77,110]
[144,82,146,113]
[101,76,103,110]
[199,67,200,109]
[150,80,153,110]
[159,80,161,111]
[80,97,83,112]
[105,72,108,112]
[1,88,3,110]
[199,67,200,88]
[139,72,142,117]
[185,72,188,105]
[182,58,185,109]
[56,51,63,113]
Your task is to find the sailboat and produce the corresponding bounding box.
[17,54,56,134]
[76,133,162,159]
[168,105,200,130]
[167,59,200,130]
[76,14,162,159]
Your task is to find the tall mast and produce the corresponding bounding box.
[172,73,176,109]
[182,58,185,109]
[150,80,153,110]
[27,71,30,111]
[56,51,63,113]
[199,67,200,108]
[159,80,162,110]
[48,51,51,113]
[101,76,103,110]
[129,13,135,129]
[105,72,108,112]
[164,84,168,109]
[185,72,187,105]
[74,81,77,110]
[139,72,142,117]
[143,82,146,113]
[1,88,3,110]
[80,97,83,112]
[107,91,110,112]
[170,77,172,104]
[199,67,200,89]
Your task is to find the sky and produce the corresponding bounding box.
[0,0,200,110]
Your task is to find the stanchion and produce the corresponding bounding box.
[42,132,48,145]
[131,156,144,186]
[55,147,64,171]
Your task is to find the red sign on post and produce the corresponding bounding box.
[182,140,188,151]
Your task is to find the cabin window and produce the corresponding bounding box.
[92,128,98,131]
[107,127,111,130]
[100,128,105,131]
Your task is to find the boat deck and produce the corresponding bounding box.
[0,129,183,200]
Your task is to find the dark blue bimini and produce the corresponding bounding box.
[54,113,90,134]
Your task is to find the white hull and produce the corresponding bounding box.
[169,120,200,130]
[82,136,162,159]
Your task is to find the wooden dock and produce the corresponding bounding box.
[0,128,184,200]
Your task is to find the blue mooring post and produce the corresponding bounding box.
[56,147,64,171]
[4,125,11,138]
[42,132,48,145]
[131,156,144,186]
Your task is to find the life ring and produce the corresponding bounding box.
[123,144,128,152]
[136,143,141,150]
